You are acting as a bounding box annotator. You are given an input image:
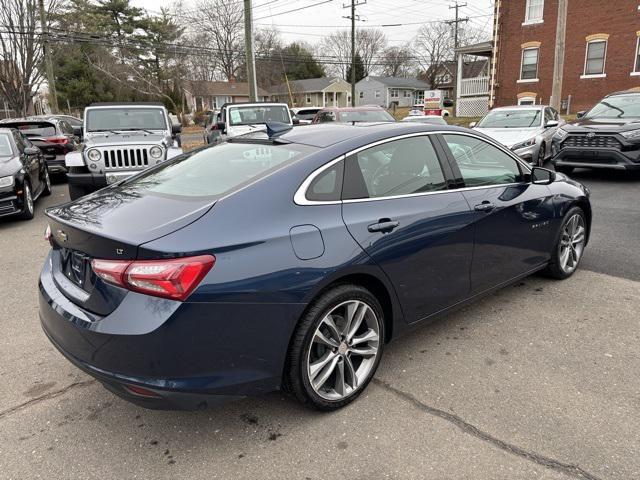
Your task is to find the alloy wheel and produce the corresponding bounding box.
[559,213,585,273]
[538,143,546,166]
[25,184,33,214]
[306,300,380,401]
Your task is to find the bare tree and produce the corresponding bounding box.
[357,28,386,76]
[380,45,414,77]
[253,27,284,89]
[413,22,454,88]
[0,0,59,115]
[320,28,388,79]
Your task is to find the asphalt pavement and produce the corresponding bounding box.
[0,170,639,480]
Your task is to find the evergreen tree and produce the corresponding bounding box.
[346,52,366,84]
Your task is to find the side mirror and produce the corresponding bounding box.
[292,116,300,125]
[531,166,556,185]
[24,146,40,155]
[468,122,477,128]
[171,123,182,135]
[216,121,226,132]
[545,120,559,128]
[576,111,586,118]
[72,125,83,138]
[442,98,454,108]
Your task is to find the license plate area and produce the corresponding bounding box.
[60,248,91,291]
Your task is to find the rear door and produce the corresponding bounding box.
[440,133,556,294]
[341,134,475,324]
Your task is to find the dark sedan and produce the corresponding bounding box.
[39,122,591,411]
[0,128,51,220]
[0,117,79,175]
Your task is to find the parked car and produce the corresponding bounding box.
[312,106,396,124]
[552,89,640,173]
[471,105,563,166]
[203,110,221,145]
[43,115,83,139]
[291,107,322,125]
[39,121,591,411]
[64,102,183,200]
[408,104,425,116]
[210,102,293,143]
[0,117,80,175]
[401,115,447,125]
[0,128,51,220]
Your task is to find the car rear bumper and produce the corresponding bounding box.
[552,146,640,170]
[38,252,302,409]
[45,155,68,173]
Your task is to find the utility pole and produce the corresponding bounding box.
[550,0,568,110]
[243,0,258,102]
[343,0,366,107]
[38,0,58,114]
[446,1,468,105]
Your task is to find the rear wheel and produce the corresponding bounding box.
[68,183,86,201]
[19,182,34,220]
[285,284,384,410]
[544,207,586,279]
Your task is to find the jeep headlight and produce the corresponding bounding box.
[621,129,640,140]
[511,137,537,151]
[553,128,568,141]
[0,175,14,188]
[149,146,163,159]
[87,149,101,162]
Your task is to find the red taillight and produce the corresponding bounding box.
[125,384,161,398]
[44,224,52,244]
[91,255,215,301]
[46,136,69,145]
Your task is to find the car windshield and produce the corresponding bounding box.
[477,110,542,128]
[119,141,316,198]
[86,108,167,132]
[402,116,446,125]
[586,95,640,118]
[337,110,395,122]
[229,106,290,126]
[0,133,13,156]
[2,122,56,137]
[295,110,319,120]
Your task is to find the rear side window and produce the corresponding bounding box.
[121,142,316,198]
[344,136,447,199]
[0,133,13,156]
[306,161,344,201]
[442,134,524,187]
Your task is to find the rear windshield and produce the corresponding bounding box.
[3,122,56,137]
[0,133,13,156]
[229,106,290,126]
[86,108,167,132]
[336,110,395,122]
[119,141,316,198]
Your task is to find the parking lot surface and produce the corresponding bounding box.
[1,173,639,480]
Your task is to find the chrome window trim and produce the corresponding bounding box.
[293,130,532,206]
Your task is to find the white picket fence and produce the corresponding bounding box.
[460,76,490,97]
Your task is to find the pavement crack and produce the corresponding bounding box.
[0,380,96,421]
[372,378,604,480]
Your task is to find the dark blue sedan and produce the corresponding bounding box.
[39,122,591,410]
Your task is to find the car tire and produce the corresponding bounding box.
[537,142,546,166]
[284,284,385,411]
[42,168,52,197]
[19,182,35,220]
[555,165,574,174]
[543,206,587,280]
[68,183,86,201]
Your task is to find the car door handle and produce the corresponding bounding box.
[474,202,495,212]
[367,219,400,233]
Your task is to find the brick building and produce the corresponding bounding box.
[492,0,640,112]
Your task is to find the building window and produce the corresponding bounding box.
[520,47,539,80]
[524,0,544,23]
[584,40,607,76]
[390,89,399,98]
[518,96,536,106]
[359,91,364,99]
[306,94,312,104]
[403,90,411,98]
[634,37,640,73]
[374,90,381,98]
[435,73,452,84]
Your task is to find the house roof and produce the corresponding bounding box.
[270,77,350,95]
[363,76,430,89]
[184,80,269,97]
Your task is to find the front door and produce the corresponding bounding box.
[440,133,556,294]
[341,134,475,324]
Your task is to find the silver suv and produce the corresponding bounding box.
[65,103,183,200]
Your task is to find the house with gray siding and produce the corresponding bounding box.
[355,76,431,108]
[270,77,352,107]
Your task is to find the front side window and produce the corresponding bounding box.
[520,48,539,80]
[443,134,524,187]
[584,41,607,75]
[343,136,447,199]
[525,0,544,22]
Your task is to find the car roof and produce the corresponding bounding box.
[605,88,640,97]
[490,105,547,111]
[89,102,164,107]
[318,106,385,112]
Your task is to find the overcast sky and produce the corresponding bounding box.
[132,0,494,46]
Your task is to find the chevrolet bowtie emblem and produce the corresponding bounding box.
[56,229,68,243]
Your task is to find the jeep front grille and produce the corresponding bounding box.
[103,148,150,170]
[562,134,621,149]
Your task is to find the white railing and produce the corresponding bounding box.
[460,76,490,97]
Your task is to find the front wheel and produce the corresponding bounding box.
[18,182,34,220]
[285,284,385,410]
[42,168,52,196]
[544,207,587,279]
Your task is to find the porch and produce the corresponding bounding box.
[454,41,493,117]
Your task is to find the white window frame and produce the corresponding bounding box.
[374,90,381,98]
[632,37,640,76]
[581,40,607,78]
[390,89,399,98]
[518,96,536,106]
[518,47,540,82]
[359,91,364,99]
[524,0,544,24]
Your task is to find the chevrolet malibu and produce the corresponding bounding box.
[39,122,591,411]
